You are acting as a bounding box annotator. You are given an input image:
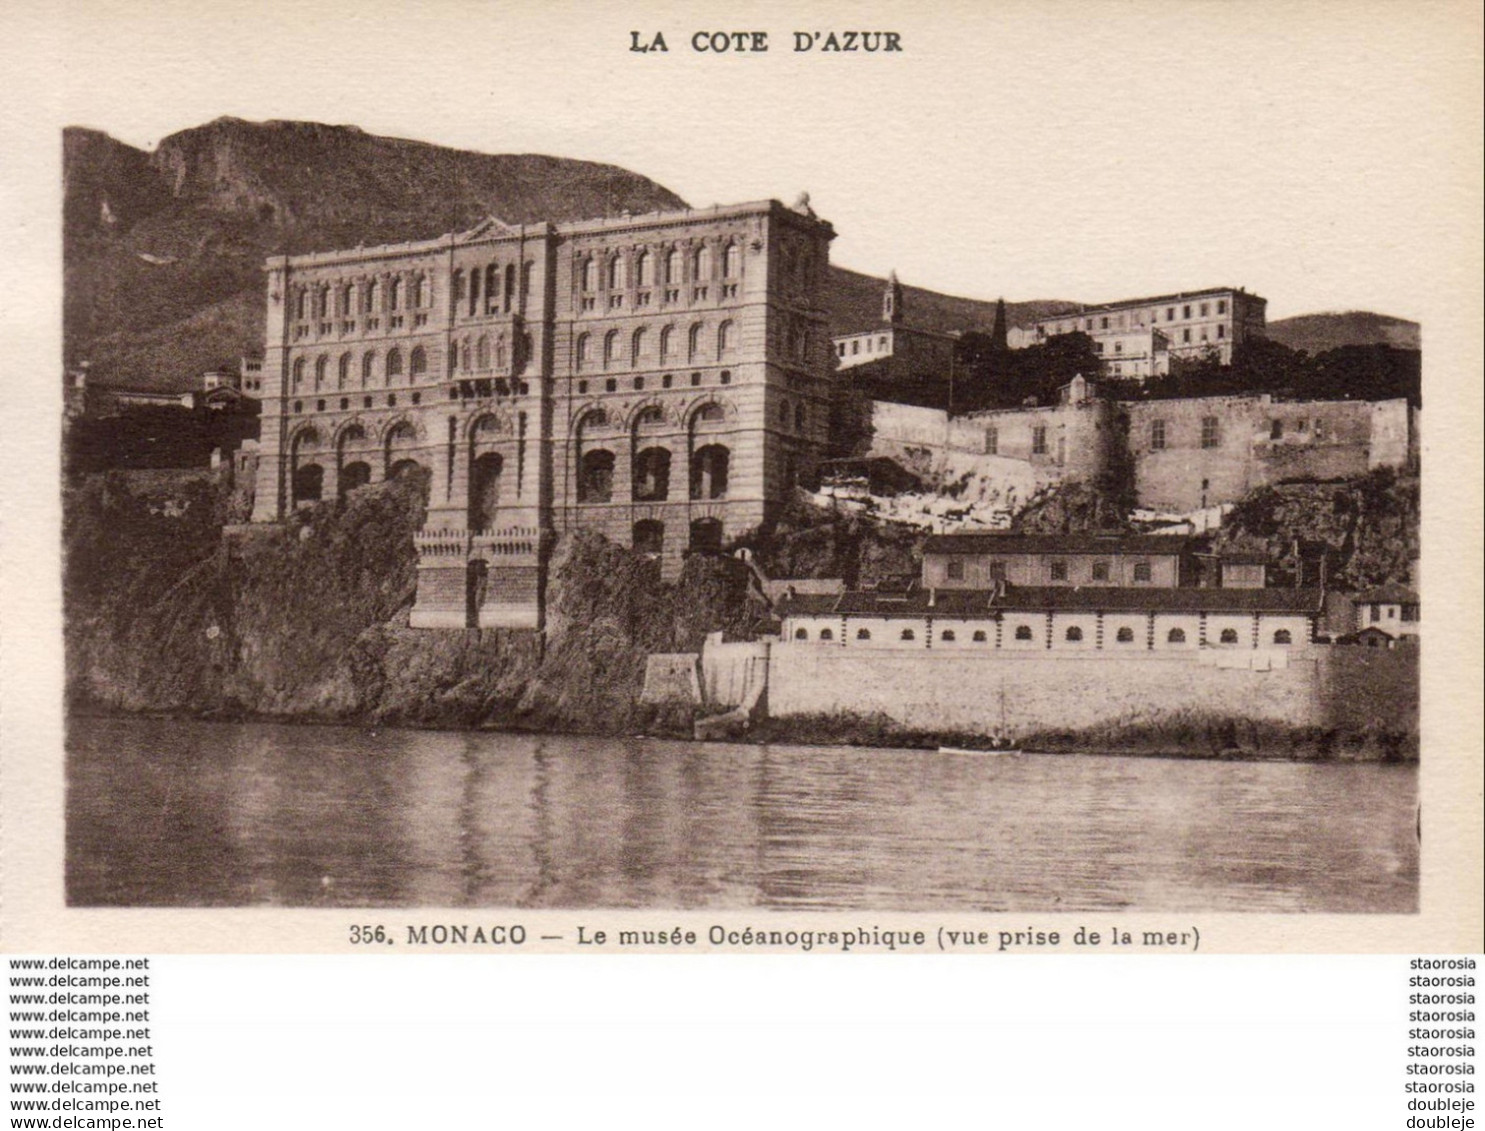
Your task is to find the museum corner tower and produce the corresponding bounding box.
[251,195,837,628]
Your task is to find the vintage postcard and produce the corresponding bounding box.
[2,0,1480,954]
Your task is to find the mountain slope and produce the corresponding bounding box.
[64,119,691,388]
[1266,311,1420,353]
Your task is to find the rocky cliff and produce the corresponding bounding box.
[64,470,756,734]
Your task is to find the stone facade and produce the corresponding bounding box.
[251,199,836,627]
[867,391,1414,516]
[1029,287,1267,379]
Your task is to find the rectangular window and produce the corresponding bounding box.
[946,559,965,581]
[1151,419,1166,450]
[1133,561,1152,582]
[1032,425,1047,455]
[1217,325,1226,339]
[988,561,1007,581]
[1200,303,1209,316]
[1201,417,1220,448]
[1217,300,1227,314]
[1401,605,1417,622]
[1271,419,1283,439]
[1114,342,1123,353]
[1167,308,1175,321]
[1183,329,1192,343]
[1100,316,1109,329]
[1050,560,1068,581]
[985,427,998,456]
[1370,604,1380,623]
[1183,305,1192,318]
[1092,561,1110,582]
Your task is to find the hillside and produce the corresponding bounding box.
[64,118,1419,393]
[64,119,691,388]
[1266,310,1420,354]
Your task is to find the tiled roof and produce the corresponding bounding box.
[923,532,1192,556]
[1353,585,1419,605]
[785,586,1324,617]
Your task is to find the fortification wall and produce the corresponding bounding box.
[767,645,1325,734]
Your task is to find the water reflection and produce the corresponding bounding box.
[66,716,1418,912]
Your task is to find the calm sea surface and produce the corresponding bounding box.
[66,716,1418,912]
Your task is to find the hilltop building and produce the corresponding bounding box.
[250,196,837,627]
[831,272,958,384]
[1029,287,1267,380]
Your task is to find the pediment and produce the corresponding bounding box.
[456,216,521,242]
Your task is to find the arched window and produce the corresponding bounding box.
[941,629,956,642]
[295,289,308,321]
[665,248,680,285]
[410,347,427,377]
[972,630,988,643]
[483,266,497,309]
[1015,625,1034,641]
[633,520,664,557]
[819,628,834,641]
[496,335,507,369]
[292,357,305,388]
[313,355,327,389]
[717,320,734,358]
[690,444,729,500]
[1219,628,1240,644]
[688,323,703,360]
[693,245,711,280]
[632,447,671,502]
[317,285,331,317]
[459,340,471,373]
[659,325,674,360]
[386,349,403,379]
[900,628,916,641]
[688,517,723,553]
[365,279,380,312]
[389,277,402,310]
[476,336,489,370]
[722,241,739,278]
[469,452,503,531]
[1065,626,1084,642]
[292,463,323,505]
[794,628,809,641]
[607,256,623,290]
[337,353,351,388]
[636,250,653,287]
[338,285,353,317]
[578,449,615,503]
[1116,627,1135,643]
[856,628,872,641]
[582,258,597,292]
[1167,627,1187,644]
[576,333,591,371]
[1273,629,1293,645]
[361,352,375,386]
[635,405,664,431]
[416,275,430,308]
[693,403,725,427]
[631,327,647,365]
[603,330,619,367]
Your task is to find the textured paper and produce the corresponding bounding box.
[1,0,1480,953]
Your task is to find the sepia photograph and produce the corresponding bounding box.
[6,2,1473,946]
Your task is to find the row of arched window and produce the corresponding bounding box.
[291,347,430,391]
[576,444,729,504]
[448,332,533,375]
[791,624,1297,645]
[578,241,741,293]
[292,275,430,322]
[576,321,735,371]
[451,261,531,318]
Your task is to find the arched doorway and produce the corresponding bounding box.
[469,452,504,531]
[578,449,615,503]
[292,463,324,504]
[690,445,729,500]
[632,447,671,501]
[338,461,371,498]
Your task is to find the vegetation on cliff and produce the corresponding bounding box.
[64,471,757,733]
[1211,467,1419,590]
